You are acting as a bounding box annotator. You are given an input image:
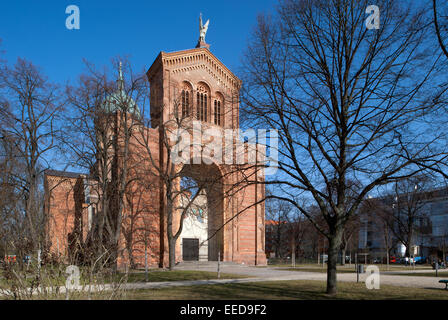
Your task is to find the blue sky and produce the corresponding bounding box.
[0,0,278,171]
[0,0,277,84]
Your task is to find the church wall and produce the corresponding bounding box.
[45,174,88,262]
[118,125,162,268]
[46,46,267,269]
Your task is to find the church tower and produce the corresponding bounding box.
[145,16,266,266]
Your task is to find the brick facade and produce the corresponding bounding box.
[45,46,266,268]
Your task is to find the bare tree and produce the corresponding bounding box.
[288,211,307,264]
[433,0,448,59]
[362,197,398,269]
[384,176,434,260]
[0,58,64,254]
[0,131,24,259]
[301,219,322,262]
[340,214,360,266]
[121,178,157,269]
[265,196,291,259]
[241,0,444,294]
[435,222,448,265]
[426,0,448,183]
[64,59,147,270]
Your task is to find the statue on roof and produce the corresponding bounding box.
[199,13,210,42]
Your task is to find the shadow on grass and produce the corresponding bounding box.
[123,270,247,283]
[127,280,448,300]
[422,287,448,291]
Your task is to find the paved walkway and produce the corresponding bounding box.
[167,263,448,290]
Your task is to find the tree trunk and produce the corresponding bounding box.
[384,224,390,270]
[291,236,296,267]
[341,247,346,266]
[443,244,446,264]
[406,229,414,258]
[110,241,118,274]
[386,250,390,271]
[26,179,38,250]
[168,238,176,270]
[326,229,342,295]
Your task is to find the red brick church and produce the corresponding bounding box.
[44,19,266,268]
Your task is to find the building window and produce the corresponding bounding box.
[214,100,222,126]
[196,84,209,122]
[197,92,208,122]
[181,90,190,118]
[197,92,200,120]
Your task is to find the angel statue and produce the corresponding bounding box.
[199,13,210,42]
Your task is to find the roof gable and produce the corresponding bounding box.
[147,48,241,91]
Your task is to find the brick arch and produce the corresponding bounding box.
[180,79,194,90]
[196,80,211,93]
[214,91,224,101]
[179,161,224,261]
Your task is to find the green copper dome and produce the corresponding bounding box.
[103,62,141,117]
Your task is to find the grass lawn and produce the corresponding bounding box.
[4,277,448,300]
[124,280,448,300]
[387,271,448,278]
[281,267,355,273]
[0,270,250,300]
[288,269,448,278]
[0,270,248,290]
[266,264,432,272]
[123,270,249,283]
[374,265,432,272]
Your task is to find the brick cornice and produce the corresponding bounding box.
[147,48,242,90]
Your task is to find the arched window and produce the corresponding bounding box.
[214,100,222,126]
[196,84,209,122]
[181,90,190,118]
[180,82,192,119]
[214,93,224,126]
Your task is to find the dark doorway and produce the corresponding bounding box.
[182,238,199,261]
